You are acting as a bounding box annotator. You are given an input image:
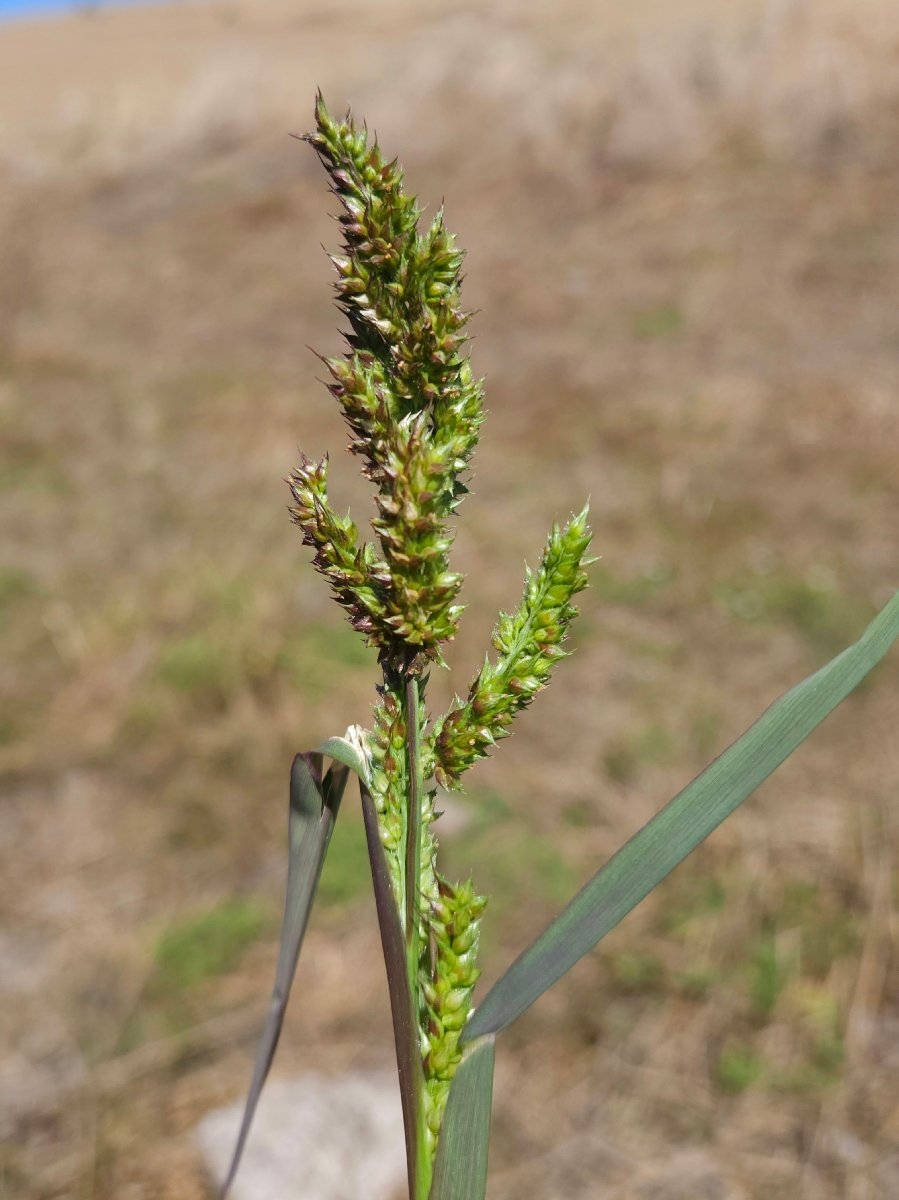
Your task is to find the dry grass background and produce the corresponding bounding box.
[1,0,898,1197]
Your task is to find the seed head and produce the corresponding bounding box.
[295,93,485,664]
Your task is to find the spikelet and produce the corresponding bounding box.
[432,506,594,788]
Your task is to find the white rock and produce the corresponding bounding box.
[196,1069,407,1200]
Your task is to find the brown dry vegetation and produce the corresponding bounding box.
[1,1,898,1197]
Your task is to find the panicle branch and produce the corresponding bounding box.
[431,506,594,788]
[421,876,487,1150]
[287,452,386,638]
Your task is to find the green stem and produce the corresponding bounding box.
[404,674,423,962]
[404,673,431,1199]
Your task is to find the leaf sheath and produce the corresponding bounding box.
[428,1036,495,1200]
[220,754,348,1197]
[361,781,430,1200]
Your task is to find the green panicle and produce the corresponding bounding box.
[289,96,590,1178]
[369,675,488,1152]
[367,685,410,911]
[431,506,593,788]
[422,876,487,1149]
[286,452,389,639]
[299,93,485,663]
[230,89,899,1199]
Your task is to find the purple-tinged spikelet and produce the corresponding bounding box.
[292,94,484,663]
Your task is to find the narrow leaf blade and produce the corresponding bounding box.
[315,731,370,783]
[220,754,348,1198]
[360,781,425,1199]
[464,590,899,1042]
[429,1036,496,1200]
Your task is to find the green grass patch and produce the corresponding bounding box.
[607,949,665,994]
[689,707,722,758]
[165,797,225,851]
[278,620,377,699]
[592,563,676,608]
[0,565,37,613]
[153,898,269,992]
[631,301,683,340]
[673,968,716,1000]
[768,1055,842,1096]
[716,571,874,658]
[773,882,861,977]
[318,818,373,907]
[561,798,598,828]
[117,696,168,746]
[155,632,240,712]
[443,789,573,924]
[714,1043,762,1094]
[656,873,726,934]
[202,572,255,619]
[0,457,69,495]
[748,928,791,1020]
[305,619,377,670]
[479,830,575,912]
[604,721,677,784]
[768,1033,844,1096]
[148,570,377,715]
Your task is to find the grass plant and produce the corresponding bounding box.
[220,96,899,1200]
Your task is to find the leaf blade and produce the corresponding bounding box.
[360,780,427,1199]
[429,1036,496,1200]
[463,589,899,1042]
[316,731,370,783]
[220,754,348,1198]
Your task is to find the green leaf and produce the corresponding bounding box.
[429,1036,496,1200]
[220,753,348,1198]
[315,730,371,783]
[359,781,427,1200]
[463,589,899,1042]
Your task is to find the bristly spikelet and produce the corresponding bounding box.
[295,93,485,663]
[421,876,486,1150]
[367,688,409,907]
[431,506,594,788]
[287,452,388,638]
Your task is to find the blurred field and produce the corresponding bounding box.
[1,0,898,1197]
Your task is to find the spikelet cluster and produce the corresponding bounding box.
[369,681,479,1153]
[287,453,386,639]
[291,94,484,662]
[432,507,594,788]
[422,876,487,1152]
[366,687,409,908]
